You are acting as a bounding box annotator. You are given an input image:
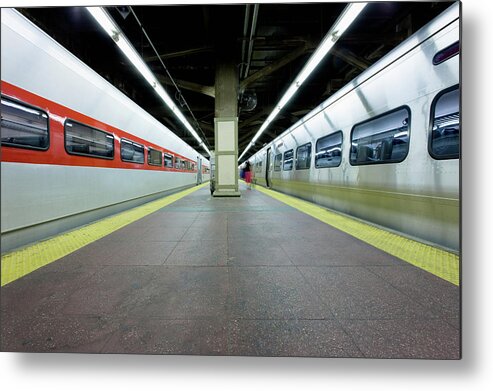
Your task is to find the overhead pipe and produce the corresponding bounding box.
[239,4,251,78]
[243,4,259,80]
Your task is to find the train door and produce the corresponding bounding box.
[265,148,271,188]
[197,156,202,185]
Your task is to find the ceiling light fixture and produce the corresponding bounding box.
[238,2,367,162]
[85,7,211,156]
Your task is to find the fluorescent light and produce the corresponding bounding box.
[85,7,210,156]
[238,142,253,161]
[332,2,368,38]
[85,7,116,37]
[239,3,367,161]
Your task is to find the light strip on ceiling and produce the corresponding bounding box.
[85,7,211,157]
[239,2,368,162]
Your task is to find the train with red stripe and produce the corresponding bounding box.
[1,9,210,252]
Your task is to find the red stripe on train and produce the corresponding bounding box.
[1,81,207,172]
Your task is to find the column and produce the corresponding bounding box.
[213,56,240,197]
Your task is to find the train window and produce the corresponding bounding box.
[120,138,144,164]
[164,153,173,168]
[147,147,162,166]
[283,149,294,171]
[433,41,459,65]
[350,107,410,165]
[175,157,183,169]
[65,120,114,159]
[274,153,282,171]
[1,97,49,150]
[315,131,342,168]
[296,142,312,170]
[429,86,460,159]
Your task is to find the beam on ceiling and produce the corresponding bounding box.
[198,121,214,133]
[332,47,371,71]
[252,36,314,50]
[155,74,215,98]
[159,115,181,133]
[144,46,214,62]
[366,43,386,60]
[149,104,213,114]
[239,105,272,128]
[337,34,404,44]
[239,137,273,153]
[239,43,315,91]
[322,78,345,97]
[239,107,303,150]
[278,112,300,124]
[238,125,277,147]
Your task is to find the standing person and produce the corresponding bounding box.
[244,160,252,190]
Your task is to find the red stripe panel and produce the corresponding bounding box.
[1,81,207,172]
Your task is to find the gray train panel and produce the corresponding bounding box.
[249,3,460,251]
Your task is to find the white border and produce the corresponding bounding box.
[1,1,492,390]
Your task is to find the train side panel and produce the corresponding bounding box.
[251,4,459,250]
[1,163,196,233]
[1,9,209,252]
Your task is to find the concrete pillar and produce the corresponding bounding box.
[213,56,240,197]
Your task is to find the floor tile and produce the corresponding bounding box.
[228,239,293,266]
[1,314,116,353]
[282,239,403,266]
[129,266,230,319]
[299,266,436,319]
[228,319,362,357]
[101,317,229,355]
[165,240,228,266]
[341,318,460,359]
[229,266,332,319]
[367,265,460,319]
[61,266,158,316]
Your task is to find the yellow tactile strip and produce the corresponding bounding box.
[255,186,460,286]
[1,183,208,286]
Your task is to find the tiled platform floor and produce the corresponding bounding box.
[0,184,460,358]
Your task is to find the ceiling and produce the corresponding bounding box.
[18,2,453,161]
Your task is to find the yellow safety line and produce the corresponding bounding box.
[255,186,460,286]
[1,183,208,286]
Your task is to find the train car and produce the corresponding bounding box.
[247,2,460,251]
[1,9,210,253]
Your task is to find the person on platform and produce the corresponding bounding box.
[244,160,252,190]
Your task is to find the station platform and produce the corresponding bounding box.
[0,182,460,358]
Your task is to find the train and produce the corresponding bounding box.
[1,8,210,253]
[245,2,460,251]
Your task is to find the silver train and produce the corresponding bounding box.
[1,9,210,253]
[247,3,460,251]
